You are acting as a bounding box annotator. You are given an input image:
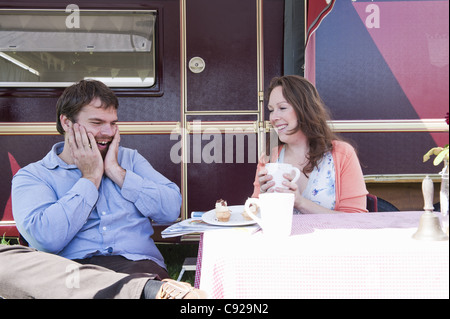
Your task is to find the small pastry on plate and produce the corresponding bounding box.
[215,199,231,222]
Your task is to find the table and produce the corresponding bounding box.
[195,211,449,299]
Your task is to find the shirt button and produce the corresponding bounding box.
[102,226,107,231]
[102,211,106,216]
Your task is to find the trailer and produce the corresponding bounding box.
[0,0,448,241]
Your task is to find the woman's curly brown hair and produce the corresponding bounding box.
[267,75,338,177]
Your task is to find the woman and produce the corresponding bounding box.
[252,75,368,213]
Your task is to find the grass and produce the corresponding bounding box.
[156,242,199,286]
[1,234,19,245]
[1,233,10,245]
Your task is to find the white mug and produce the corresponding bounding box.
[265,163,301,191]
[244,193,294,237]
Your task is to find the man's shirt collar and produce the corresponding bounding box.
[41,142,78,170]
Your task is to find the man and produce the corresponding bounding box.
[7,80,205,299]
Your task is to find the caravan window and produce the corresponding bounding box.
[0,8,157,87]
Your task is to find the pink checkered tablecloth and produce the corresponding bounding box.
[194,211,449,299]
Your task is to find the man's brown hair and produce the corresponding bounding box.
[56,80,118,135]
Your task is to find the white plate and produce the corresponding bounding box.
[201,205,257,226]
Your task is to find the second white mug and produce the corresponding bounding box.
[244,193,294,237]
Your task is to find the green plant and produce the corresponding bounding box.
[1,233,11,245]
[423,145,449,166]
[423,113,449,167]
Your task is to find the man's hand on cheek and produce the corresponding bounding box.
[69,123,104,188]
[104,128,126,188]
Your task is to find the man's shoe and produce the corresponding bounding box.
[156,279,208,299]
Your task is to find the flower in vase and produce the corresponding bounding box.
[423,113,449,166]
[423,145,449,166]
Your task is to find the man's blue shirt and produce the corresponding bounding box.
[12,142,181,269]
